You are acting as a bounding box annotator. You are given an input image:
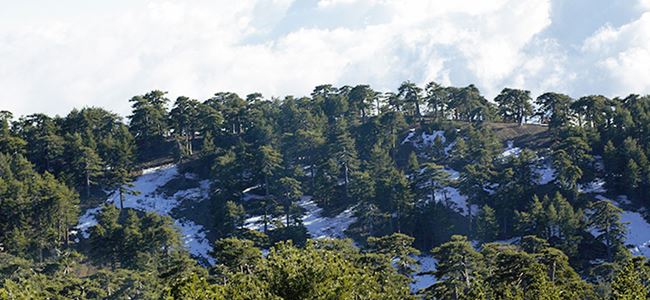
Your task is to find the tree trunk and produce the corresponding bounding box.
[86,172,91,198]
[311,163,316,191]
[265,175,270,199]
[344,163,350,199]
[467,203,473,236]
[263,204,269,233]
[605,227,612,262]
[286,202,291,227]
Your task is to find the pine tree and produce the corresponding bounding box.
[89,205,122,269]
[476,205,499,243]
[406,151,420,179]
[222,201,246,235]
[326,118,359,198]
[276,177,303,227]
[78,146,104,198]
[397,81,423,118]
[169,96,201,156]
[611,261,647,300]
[535,92,572,130]
[366,233,420,276]
[623,159,641,196]
[553,150,582,201]
[258,145,282,199]
[110,167,138,210]
[211,238,262,274]
[588,200,628,262]
[494,88,533,125]
[200,131,216,157]
[377,169,414,233]
[524,263,562,300]
[0,111,26,156]
[416,162,450,203]
[128,90,170,160]
[431,235,485,300]
[425,81,450,119]
[367,140,393,178]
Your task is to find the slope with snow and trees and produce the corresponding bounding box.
[3,83,650,298]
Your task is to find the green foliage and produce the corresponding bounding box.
[128,90,170,160]
[587,200,628,262]
[0,154,79,261]
[3,82,650,299]
[611,260,648,300]
[88,205,182,269]
[476,205,499,243]
[366,233,420,276]
[430,235,485,300]
[494,88,534,125]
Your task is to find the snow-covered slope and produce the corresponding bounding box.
[243,195,357,240]
[583,181,650,258]
[412,255,438,292]
[75,165,215,265]
[299,196,356,239]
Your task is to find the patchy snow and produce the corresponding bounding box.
[534,162,556,185]
[117,165,179,213]
[436,186,470,216]
[443,168,460,181]
[242,185,261,195]
[590,192,650,258]
[500,140,521,158]
[75,165,215,264]
[403,129,449,152]
[401,129,416,145]
[75,207,101,239]
[412,255,437,292]
[242,195,357,239]
[621,211,650,257]
[580,179,606,194]
[176,219,215,265]
[300,196,357,239]
[421,131,446,146]
[243,215,266,231]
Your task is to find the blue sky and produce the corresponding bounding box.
[1,0,650,117]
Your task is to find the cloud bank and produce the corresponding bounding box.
[0,0,649,117]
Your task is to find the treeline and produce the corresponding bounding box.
[2,233,647,299]
[1,81,650,298]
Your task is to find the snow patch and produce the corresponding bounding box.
[589,194,650,258]
[436,186,470,216]
[500,140,521,158]
[534,162,556,185]
[243,196,357,240]
[412,255,437,292]
[579,179,606,193]
[421,131,446,146]
[401,129,416,145]
[75,207,101,239]
[621,210,650,257]
[300,196,357,239]
[75,165,215,264]
[176,219,215,265]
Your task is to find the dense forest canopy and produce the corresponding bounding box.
[1,81,650,299]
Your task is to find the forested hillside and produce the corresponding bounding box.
[1,82,650,299]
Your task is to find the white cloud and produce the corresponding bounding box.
[580,12,650,96]
[0,0,648,118]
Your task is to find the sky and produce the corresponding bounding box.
[1,0,650,118]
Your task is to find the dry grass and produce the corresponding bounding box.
[487,122,551,149]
